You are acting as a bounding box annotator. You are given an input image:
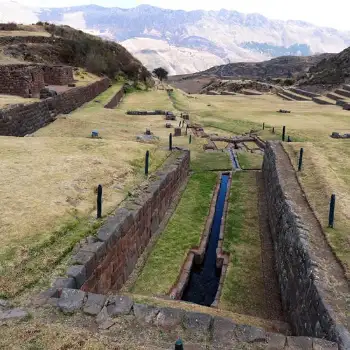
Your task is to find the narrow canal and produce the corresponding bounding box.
[182,174,229,306]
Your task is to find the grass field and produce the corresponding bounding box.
[237,152,264,169]
[220,172,266,316]
[131,172,217,296]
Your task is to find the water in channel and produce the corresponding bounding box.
[182,174,229,306]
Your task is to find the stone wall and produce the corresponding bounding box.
[262,142,350,348]
[0,65,45,97]
[104,86,125,109]
[0,78,110,136]
[53,151,190,294]
[43,66,74,85]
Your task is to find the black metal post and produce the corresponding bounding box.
[263,122,265,130]
[169,133,173,151]
[145,150,149,176]
[272,127,275,134]
[298,148,304,172]
[179,121,181,127]
[189,135,192,144]
[282,126,286,141]
[97,185,102,219]
[287,136,291,142]
[328,194,336,228]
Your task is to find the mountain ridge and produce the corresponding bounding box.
[1,1,350,74]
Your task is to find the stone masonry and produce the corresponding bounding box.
[262,142,350,348]
[0,64,74,98]
[52,151,190,294]
[0,78,110,136]
[104,86,125,109]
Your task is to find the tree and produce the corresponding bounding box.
[153,67,168,81]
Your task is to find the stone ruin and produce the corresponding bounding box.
[0,64,74,98]
[181,113,190,120]
[127,110,166,115]
[174,127,182,137]
[278,109,291,113]
[165,123,172,128]
[136,129,159,143]
[330,132,350,139]
[165,111,176,120]
[40,88,58,99]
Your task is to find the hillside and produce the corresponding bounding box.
[1,1,350,75]
[297,46,350,91]
[0,23,152,83]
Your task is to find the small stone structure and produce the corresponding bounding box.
[165,123,172,128]
[50,151,189,294]
[330,132,350,138]
[166,111,176,120]
[278,109,291,113]
[0,64,74,98]
[127,110,166,115]
[174,127,181,137]
[181,113,190,120]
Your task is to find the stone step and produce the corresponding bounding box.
[342,84,350,92]
[281,89,311,101]
[327,92,345,101]
[289,87,319,98]
[312,96,335,105]
[336,99,349,107]
[335,88,350,98]
[276,92,293,101]
[343,103,350,110]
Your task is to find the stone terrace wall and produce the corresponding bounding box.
[43,66,74,85]
[55,151,190,294]
[0,78,110,136]
[104,85,125,109]
[262,142,350,347]
[0,65,45,97]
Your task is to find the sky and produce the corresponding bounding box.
[8,0,350,31]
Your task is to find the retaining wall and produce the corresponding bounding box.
[56,151,190,294]
[262,142,350,347]
[104,86,125,109]
[0,78,110,136]
[43,66,74,85]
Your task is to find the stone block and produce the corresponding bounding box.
[52,277,76,290]
[182,311,212,333]
[66,265,87,288]
[235,324,266,343]
[133,303,159,324]
[81,242,106,262]
[155,307,184,328]
[83,293,107,316]
[312,338,338,349]
[97,214,123,246]
[57,288,86,315]
[0,308,29,321]
[174,127,181,137]
[266,332,287,349]
[106,295,133,316]
[96,306,116,330]
[286,336,313,349]
[71,250,95,277]
[212,317,237,348]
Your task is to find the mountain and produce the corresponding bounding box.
[1,2,350,75]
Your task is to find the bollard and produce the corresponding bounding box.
[287,136,291,142]
[328,194,336,228]
[298,148,304,171]
[145,150,149,176]
[97,185,102,219]
[189,134,192,144]
[179,121,181,127]
[169,133,173,151]
[263,122,265,130]
[175,339,184,350]
[272,127,275,134]
[282,126,286,141]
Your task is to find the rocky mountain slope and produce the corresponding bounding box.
[0,22,151,82]
[1,1,350,75]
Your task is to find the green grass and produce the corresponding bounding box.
[220,172,266,316]
[237,152,263,169]
[131,171,217,296]
[191,151,232,172]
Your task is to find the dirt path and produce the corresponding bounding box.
[256,171,285,322]
[275,143,350,328]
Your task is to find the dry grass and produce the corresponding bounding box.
[284,141,350,276]
[0,94,38,108]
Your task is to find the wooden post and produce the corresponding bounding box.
[145,150,149,176]
[298,148,304,171]
[189,135,192,144]
[272,127,275,134]
[179,121,181,127]
[328,194,336,228]
[263,122,265,130]
[169,133,173,151]
[282,126,286,141]
[287,136,291,142]
[97,185,102,219]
